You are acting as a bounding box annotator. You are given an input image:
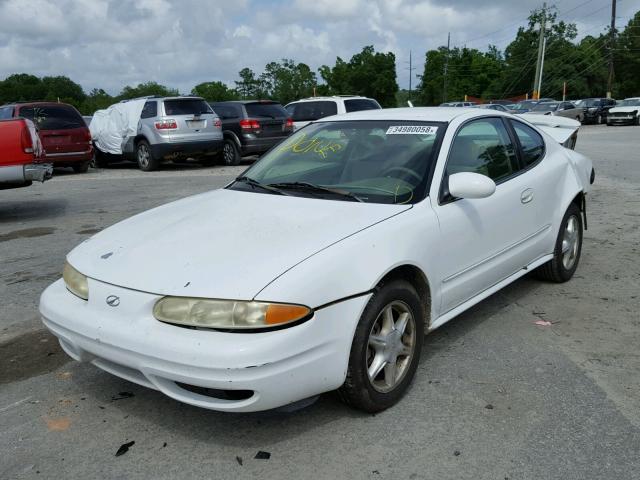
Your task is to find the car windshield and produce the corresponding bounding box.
[512,101,537,110]
[163,99,212,115]
[532,102,558,111]
[19,105,85,130]
[229,120,444,204]
[618,99,640,107]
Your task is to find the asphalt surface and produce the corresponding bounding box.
[1,125,639,479]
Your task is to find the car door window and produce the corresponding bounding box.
[446,118,518,181]
[140,101,157,119]
[511,121,545,168]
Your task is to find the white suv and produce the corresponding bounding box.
[285,95,381,130]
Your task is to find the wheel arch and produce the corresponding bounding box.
[223,130,241,148]
[374,264,432,328]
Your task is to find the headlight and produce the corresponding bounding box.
[63,262,89,300]
[153,297,312,330]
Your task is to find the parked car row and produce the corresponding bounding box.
[440,96,640,127]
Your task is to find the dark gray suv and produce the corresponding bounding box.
[210,101,293,165]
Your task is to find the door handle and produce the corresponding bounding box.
[521,188,534,204]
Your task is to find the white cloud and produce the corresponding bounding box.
[0,0,623,94]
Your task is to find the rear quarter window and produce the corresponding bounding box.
[18,105,85,130]
[344,99,381,113]
[290,101,337,122]
[245,103,287,118]
[511,121,545,168]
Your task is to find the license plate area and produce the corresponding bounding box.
[186,120,205,128]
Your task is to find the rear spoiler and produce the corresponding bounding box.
[523,114,580,149]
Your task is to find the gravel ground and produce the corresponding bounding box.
[1,126,639,480]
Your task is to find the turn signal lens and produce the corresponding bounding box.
[63,262,89,300]
[153,297,311,330]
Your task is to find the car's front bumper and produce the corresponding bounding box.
[607,115,636,125]
[40,278,369,412]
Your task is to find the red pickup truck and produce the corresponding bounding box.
[0,118,52,190]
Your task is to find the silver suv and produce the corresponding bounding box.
[95,96,223,171]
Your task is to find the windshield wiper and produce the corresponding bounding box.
[234,176,288,195]
[267,182,363,202]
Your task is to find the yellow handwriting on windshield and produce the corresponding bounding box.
[278,133,343,159]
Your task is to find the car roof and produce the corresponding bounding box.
[288,96,372,103]
[315,106,508,123]
[211,100,281,105]
[2,101,76,108]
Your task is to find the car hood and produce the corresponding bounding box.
[68,188,411,299]
[609,106,639,113]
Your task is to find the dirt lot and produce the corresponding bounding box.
[1,125,639,479]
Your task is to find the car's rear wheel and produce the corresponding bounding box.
[72,161,90,173]
[91,148,110,168]
[221,139,241,166]
[136,140,159,172]
[339,279,424,413]
[535,202,583,282]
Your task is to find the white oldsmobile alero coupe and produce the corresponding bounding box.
[40,108,594,413]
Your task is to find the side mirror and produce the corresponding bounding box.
[448,172,496,199]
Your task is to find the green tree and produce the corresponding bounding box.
[615,11,640,98]
[191,81,238,101]
[0,73,46,103]
[319,46,399,107]
[260,59,317,104]
[41,76,86,104]
[79,88,114,114]
[235,68,262,99]
[118,81,178,100]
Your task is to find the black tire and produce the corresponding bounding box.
[136,139,159,172]
[221,138,241,166]
[72,161,90,173]
[91,148,110,168]
[535,202,583,283]
[338,279,425,413]
[635,115,640,126]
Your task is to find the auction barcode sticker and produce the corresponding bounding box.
[386,125,438,135]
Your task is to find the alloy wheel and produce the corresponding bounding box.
[138,144,150,169]
[223,143,234,165]
[366,301,416,393]
[561,215,580,270]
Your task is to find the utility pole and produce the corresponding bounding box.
[405,50,417,99]
[607,0,617,98]
[537,35,547,98]
[533,3,547,100]
[443,32,450,103]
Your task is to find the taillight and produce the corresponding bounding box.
[155,119,178,130]
[239,119,261,133]
[21,122,34,154]
[84,129,92,142]
[214,119,222,128]
[285,118,294,130]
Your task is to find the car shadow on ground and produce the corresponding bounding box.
[0,197,68,223]
[59,272,547,449]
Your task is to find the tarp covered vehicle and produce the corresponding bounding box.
[90,97,224,171]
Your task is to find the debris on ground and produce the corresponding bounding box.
[111,392,135,401]
[115,441,135,457]
[453,450,461,456]
[236,456,243,466]
[254,451,271,460]
[485,404,494,410]
[533,320,552,327]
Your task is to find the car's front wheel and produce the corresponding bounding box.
[136,140,159,171]
[339,279,424,413]
[535,202,583,282]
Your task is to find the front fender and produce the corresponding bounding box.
[254,203,441,316]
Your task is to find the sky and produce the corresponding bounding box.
[0,0,637,95]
